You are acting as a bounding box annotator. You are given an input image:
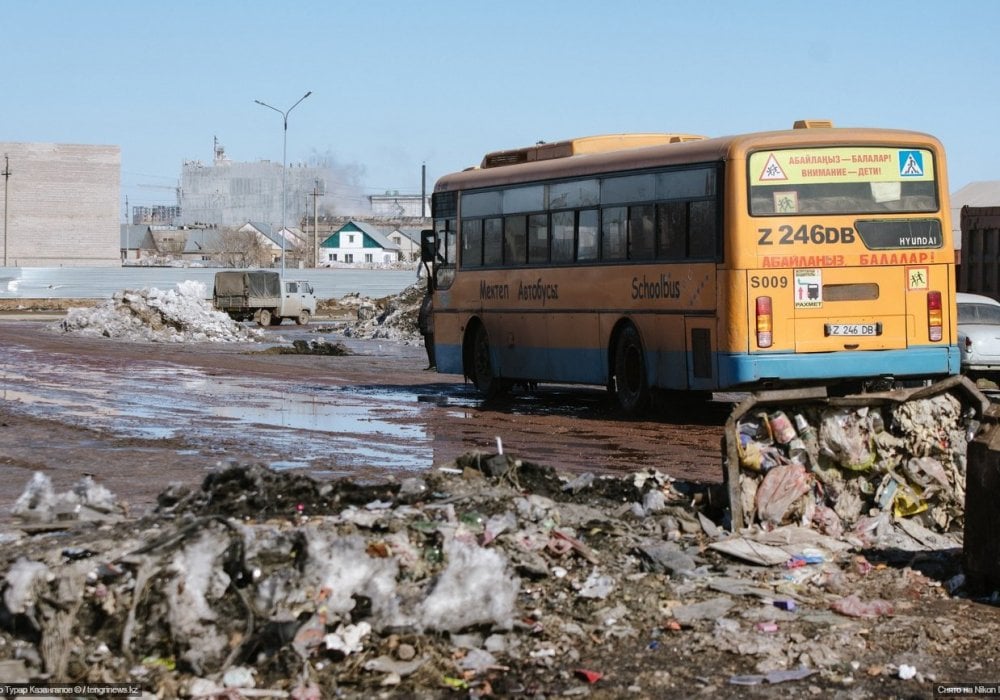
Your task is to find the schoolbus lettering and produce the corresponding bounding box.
[517,279,560,305]
[850,153,891,163]
[480,280,510,301]
[761,254,846,268]
[631,274,681,300]
[859,252,931,265]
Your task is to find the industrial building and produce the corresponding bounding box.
[0,142,120,267]
[179,141,334,228]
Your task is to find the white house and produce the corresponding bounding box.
[388,226,424,262]
[320,220,401,265]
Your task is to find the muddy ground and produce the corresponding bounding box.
[0,316,726,524]
[0,310,999,699]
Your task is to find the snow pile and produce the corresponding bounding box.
[52,280,263,343]
[342,280,425,344]
[420,538,520,632]
[12,472,125,523]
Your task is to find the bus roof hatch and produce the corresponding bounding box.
[793,120,835,129]
[480,133,706,169]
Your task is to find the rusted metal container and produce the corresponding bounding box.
[723,375,989,531]
[964,401,1000,592]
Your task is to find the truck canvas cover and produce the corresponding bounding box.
[214,271,281,298]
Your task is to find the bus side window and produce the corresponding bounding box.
[444,219,458,264]
[628,205,655,260]
[484,217,503,266]
[689,200,717,259]
[656,202,686,260]
[462,219,483,268]
[504,216,527,266]
[578,209,599,261]
[601,206,627,261]
[528,213,549,264]
[551,210,575,263]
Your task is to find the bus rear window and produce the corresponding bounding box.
[748,147,938,216]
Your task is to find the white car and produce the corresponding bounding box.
[957,292,1000,377]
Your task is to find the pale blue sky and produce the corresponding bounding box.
[1,0,996,217]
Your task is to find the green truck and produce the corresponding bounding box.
[213,270,316,326]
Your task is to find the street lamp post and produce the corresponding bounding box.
[2,155,10,268]
[254,91,312,275]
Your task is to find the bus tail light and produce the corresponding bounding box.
[927,291,943,342]
[756,296,773,348]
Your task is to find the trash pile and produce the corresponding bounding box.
[0,446,990,698]
[731,384,980,545]
[341,279,425,345]
[51,281,264,343]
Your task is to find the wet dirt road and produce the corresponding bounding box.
[0,321,728,518]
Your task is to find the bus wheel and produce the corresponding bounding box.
[472,325,507,398]
[614,324,650,415]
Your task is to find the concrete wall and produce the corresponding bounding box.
[0,142,121,267]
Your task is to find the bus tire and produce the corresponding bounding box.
[472,324,508,398]
[614,324,650,415]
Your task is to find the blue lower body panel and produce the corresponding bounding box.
[436,343,464,376]
[436,341,961,391]
[718,345,961,387]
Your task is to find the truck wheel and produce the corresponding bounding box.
[257,309,271,327]
[296,310,311,325]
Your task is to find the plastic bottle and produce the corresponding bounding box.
[768,411,796,444]
[787,436,809,465]
[793,413,820,466]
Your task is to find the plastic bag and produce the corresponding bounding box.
[819,409,876,471]
[754,463,811,526]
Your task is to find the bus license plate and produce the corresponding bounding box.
[825,323,881,337]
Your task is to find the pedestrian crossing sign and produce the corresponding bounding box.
[899,150,924,177]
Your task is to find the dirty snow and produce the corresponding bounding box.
[38,276,427,346]
[51,280,263,343]
[341,279,425,344]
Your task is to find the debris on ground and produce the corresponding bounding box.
[341,279,426,345]
[254,338,352,356]
[50,281,263,343]
[0,444,995,699]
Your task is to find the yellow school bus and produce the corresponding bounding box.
[423,121,958,413]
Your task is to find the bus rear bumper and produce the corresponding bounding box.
[718,345,962,387]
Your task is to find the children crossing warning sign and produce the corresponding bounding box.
[759,153,787,181]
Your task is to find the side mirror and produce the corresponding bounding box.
[420,229,436,264]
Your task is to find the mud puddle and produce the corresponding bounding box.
[0,346,434,473]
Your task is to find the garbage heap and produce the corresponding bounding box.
[341,279,426,344]
[727,378,986,544]
[2,446,994,698]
